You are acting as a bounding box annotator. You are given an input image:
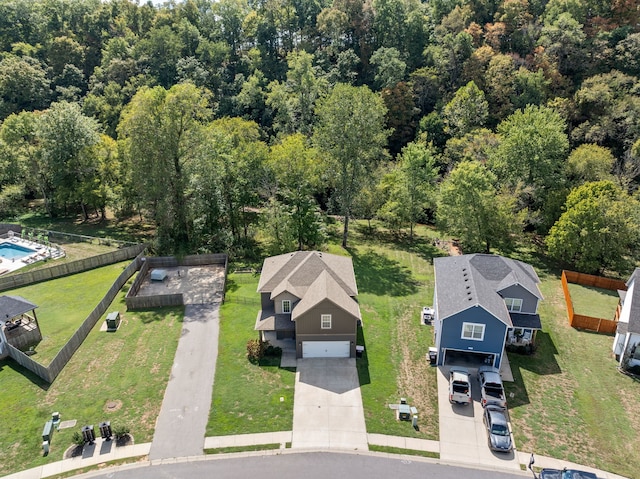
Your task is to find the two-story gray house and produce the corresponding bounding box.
[433,254,543,368]
[255,251,361,358]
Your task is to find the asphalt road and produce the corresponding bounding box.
[80,452,532,479]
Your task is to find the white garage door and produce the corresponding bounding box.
[302,341,350,358]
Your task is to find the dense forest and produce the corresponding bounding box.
[0,0,639,273]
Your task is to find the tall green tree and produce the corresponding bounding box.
[370,47,407,90]
[566,144,615,184]
[314,84,388,247]
[198,117,268,248]
[437,161,522,253]
[266,133,325,250]
[266,51,327,137]
[443,80,488,137]
[0,55,51,119]
[490,104,569,225]
[118,83,210,252]
[377,142,438,238]
[38,101,101,218]
[546,181,640,274]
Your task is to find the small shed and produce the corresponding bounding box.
[150,269,168,281]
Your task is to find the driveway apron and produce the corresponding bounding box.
[437,366,520,471]
[292,358,368,451]
[149,303,220,461]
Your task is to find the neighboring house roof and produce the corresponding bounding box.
[625,268,640,334]
[434,254,542,326]
[292,270,361,321]
[0,295,38,323]
[258,251,358,298]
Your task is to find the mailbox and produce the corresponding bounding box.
[81,425,95,445]
[99,421,112,440]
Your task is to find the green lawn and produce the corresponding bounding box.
[8,261,132,365]
[504,244,640,479]
[332,223,442,439]
[0,280,183,477]
[206,273,295,435]
[566,282,620,319]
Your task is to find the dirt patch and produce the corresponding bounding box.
[394,307,439,436]
[104,399,123,413]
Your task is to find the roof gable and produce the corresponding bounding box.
[292,270,361,320]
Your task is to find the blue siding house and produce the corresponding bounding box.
[433,254,543,368]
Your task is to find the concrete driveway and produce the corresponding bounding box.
[292,358,368,451]
[437,366,520,471]
[149,303,220,461]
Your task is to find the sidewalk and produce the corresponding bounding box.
[2,433,629,479]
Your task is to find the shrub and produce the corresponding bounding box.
[264,345,282,357]
[72,431,85,446]
[112,424,130,440]
[247,339,266,363]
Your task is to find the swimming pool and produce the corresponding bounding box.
[0,242,37,261]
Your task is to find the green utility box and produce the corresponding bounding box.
[106,311,120,330]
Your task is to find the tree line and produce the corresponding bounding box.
[0,0,638,274]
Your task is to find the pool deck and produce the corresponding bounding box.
[0,238,64,275]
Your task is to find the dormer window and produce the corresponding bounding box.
[282,300,291,314]
[504,298,523,312]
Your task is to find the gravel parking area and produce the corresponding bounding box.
[136,265,225,304]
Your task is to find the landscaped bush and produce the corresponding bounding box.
[71,431,85,446]
[246,339,266,363]
[112,424,130,440]
[264,345,282,357]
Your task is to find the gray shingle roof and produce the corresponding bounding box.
[292,270,361,320]
[254,305,296,331]
[625,268,640,334]
[434,254,542,326]
[258,251,358,297]
[256,251,360,330]
[0,295,37,323]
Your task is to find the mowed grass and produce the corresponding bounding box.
[504,246,640,479]
[0,279,183,477]
[566,282,620,319]
[207,221,443,440]
[206,273,295,435]
[8,261,132,365]
[331,222,442,439]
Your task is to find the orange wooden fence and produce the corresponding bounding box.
[561,270,625,334]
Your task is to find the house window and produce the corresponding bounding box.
[321,314,332,329]
[282,300,291,314]
[504,298,523,312]
[462,322,485,341]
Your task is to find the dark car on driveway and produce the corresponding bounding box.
[539,468,598,479]
[483,405,512,453]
